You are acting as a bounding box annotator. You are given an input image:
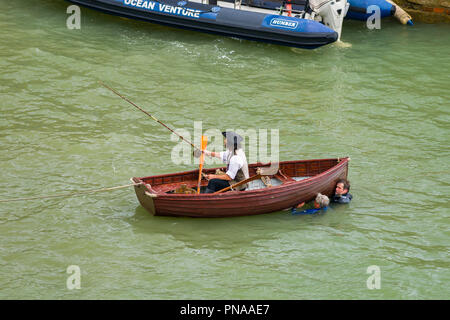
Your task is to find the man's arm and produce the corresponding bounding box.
[205,173,232,181]
[204,150,221,159]
[203,154,238,181]
[202,150,227,180]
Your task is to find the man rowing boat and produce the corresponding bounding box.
[201,131,250,193]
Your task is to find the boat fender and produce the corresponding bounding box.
[385,0,413,25]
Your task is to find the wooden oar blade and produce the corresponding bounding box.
[201,135,208,150]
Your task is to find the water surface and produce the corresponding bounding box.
[0,0,449,299]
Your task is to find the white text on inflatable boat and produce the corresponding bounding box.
[269,18,298,29]
[122,0,202,18]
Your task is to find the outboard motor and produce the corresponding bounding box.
[304,0,349,41]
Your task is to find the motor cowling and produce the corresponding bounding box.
[306,0,349,41]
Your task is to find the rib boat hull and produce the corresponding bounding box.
[66,0,338,49]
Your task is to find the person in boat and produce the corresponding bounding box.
[291,193,330,215]
[331,178,353,204]
[201,131,250,193]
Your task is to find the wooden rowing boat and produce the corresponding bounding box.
[131,157,349,218]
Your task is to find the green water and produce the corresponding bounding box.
[0,0,449,300]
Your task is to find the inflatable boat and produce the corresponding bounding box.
[66,0,350,48]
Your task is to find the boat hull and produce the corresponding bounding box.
[132,157,349,218]
[65,0,338,49]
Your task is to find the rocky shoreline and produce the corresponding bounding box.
[394,0,450,23]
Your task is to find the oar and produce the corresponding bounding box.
[99,81,201,151]
[213,165,279,194]
[197,135,208,194]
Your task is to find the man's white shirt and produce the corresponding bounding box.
[219,149,249,180]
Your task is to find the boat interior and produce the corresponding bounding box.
[137,159,340,194]
[190,0,308,16]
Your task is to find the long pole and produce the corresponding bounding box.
[99,81,200,151]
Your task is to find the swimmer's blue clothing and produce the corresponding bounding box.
[291,206,328,215]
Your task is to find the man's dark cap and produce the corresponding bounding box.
[221,131,243,143]
[222,131,243,150]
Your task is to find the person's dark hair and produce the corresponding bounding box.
[336,178,350,192]
[222,131,242,155]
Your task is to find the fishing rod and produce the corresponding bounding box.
[99,81,200,151]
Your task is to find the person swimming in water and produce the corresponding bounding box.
[331,178,353,204]
[291,193,330,215]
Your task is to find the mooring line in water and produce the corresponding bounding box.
[0,182,143,203]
